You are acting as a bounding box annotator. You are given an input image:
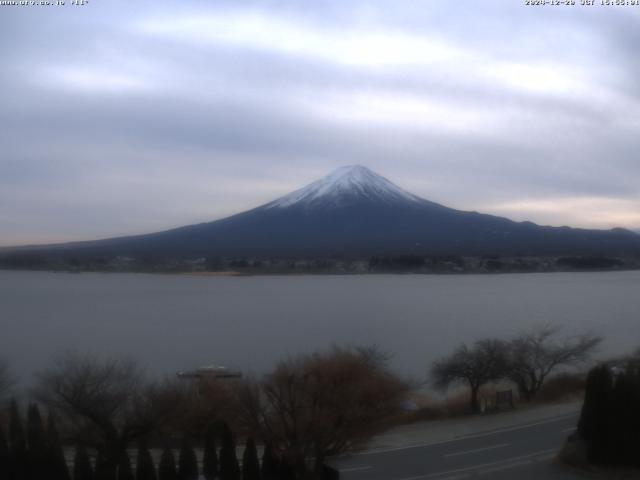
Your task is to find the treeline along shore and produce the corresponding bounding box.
[1,252,639,275]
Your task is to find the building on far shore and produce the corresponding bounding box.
[177,365,243,395]
[177,365,242,380]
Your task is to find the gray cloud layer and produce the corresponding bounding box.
[1,0,639,245]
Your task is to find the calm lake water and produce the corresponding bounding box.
[1,270,639,385]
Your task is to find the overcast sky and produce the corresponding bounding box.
[1,1,640,246]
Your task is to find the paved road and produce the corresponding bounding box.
[331,412,585,479]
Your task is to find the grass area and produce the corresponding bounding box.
[393,371,587,427]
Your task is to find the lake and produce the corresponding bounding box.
[1,270,639,386]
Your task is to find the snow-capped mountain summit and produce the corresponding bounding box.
[9,166,640,258]
[266,165,421,209]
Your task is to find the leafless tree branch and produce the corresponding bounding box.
[430,339,509,413]
[506,324,602,401]
[230,346,408,479]
[33,351,186,472]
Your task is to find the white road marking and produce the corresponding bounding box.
[477,450,557,476]
[396,448,557,480]
[478,458,537,475]
[339,465,373,473]
[562,427,577,433]
[350,412,578,457]
[443,443,509,458]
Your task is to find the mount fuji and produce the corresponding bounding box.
[8,165,640,258]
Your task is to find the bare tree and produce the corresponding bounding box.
[506,324,602,402]
[231,346,408,480]
[355,344,394,369]
[0,357,15,399]
[431,339,509,413]
[34,352,186,475]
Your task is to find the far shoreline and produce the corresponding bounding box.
[2,266,640,277]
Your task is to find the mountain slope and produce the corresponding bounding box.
[7,165,640,258]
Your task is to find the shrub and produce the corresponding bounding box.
[578,362,640,466]
[0,423,10,480]
[158,447,178,480]
[46,411,71,480]
[242,438,260,480]
[117,450,135,480]
[202,425,218,480]
[73,445,93,480]
[219,423,240,480]
[536,372,586,403]
[136,440,157,480]
[9,399,27,480]
[178,436,198,480]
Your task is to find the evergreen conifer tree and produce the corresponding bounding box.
[136,440,157,480]
[241,438,260,480]
[202,426,218,480]
[322,464,340,480]
[73,445,94,480]
[218,423,239,480]
[578,363,640,467]
[611,371,633,464]
[46,411,71,480]
[9,399,27,480]
[260,443,279,480]
[578,365,614,464]
[278,457,295,480]
[0,423,10,480]
[632,366,640,468]
[117,450,135,480]
[178,436,198,480]
[27,403,47,480]
[610,364,640,466]
[95,450,116,480]
[158,447,178,480]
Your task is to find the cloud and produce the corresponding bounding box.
[1,0,640,246]
[136,11,465,68]
[42,68,146,94]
